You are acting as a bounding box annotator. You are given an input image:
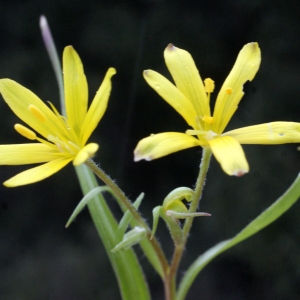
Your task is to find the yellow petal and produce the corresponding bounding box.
[164,44,210,120]
[80,68,116,144]
[3,158,72,187]
[134,132,202,161]
[73,143,99,166]
[208,136,249,176]
[0,144,64,165]
[0,79,66,139]
[63,46,88,134]
[212,43,261,134]
[224,122,300,144]
[143,70,198,128]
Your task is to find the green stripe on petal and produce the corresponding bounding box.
[134,132,202,161]
[224,122,300,144]
[3,157,72,187]
[0,79,66,139]
[208,136,249,176]
[63,46,88,135]
[0,144,64,165]
[80,68,116,145]
[212,43,261,134]
[164,44,210,119]
[143,70,198,128]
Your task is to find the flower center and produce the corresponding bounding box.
[14,104,81,156]
[14,122,79,156]
[47,135,80,154]
[186,129,218,141]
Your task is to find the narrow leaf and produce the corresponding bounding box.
[151,206,162,238]
[65,186,112,227]
[177,173,300,300]
[112,227,147,253]
[116,193,144,242]
[75,164,151,300]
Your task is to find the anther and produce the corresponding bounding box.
[14,124,36,140]
[202,115,214,124]
[28,105,47,122]
[204,78,215,93]
[225,87,233,95]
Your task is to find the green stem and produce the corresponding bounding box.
[85,159,169,277]
[85,159,145,225]
[183,148,212,237]
[166,148,212,299]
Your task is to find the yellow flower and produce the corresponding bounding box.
[0,46,115,187]
[134,43,300,176]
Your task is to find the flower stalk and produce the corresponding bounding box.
[84,159,169,278]
[163,148,212,299]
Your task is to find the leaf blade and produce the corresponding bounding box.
[177,173,300,300]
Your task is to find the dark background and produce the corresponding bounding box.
[1,0,300,299]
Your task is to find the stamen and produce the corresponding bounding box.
[204,78,215,93]
[196,117,204,130]
[48,135,63,152]
[47,135,79,154]
[225,87,233,95]
[202,115,214,125]
[14,124,36,140]
[67,141,81,152]
[28,105,47,122]
[186,129,206,136]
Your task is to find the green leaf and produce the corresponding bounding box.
[112,226,147,253]
[65,186,112,228]
[151,206,162,238]
[116,193,144,242]
[176,173,300,300]
[130,213,165,278]
[75,164,151,300]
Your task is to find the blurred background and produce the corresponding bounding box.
[1,0,300,299]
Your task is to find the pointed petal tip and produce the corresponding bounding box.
[244,42,259,51]
[232,169,248,177]
[226,164,249,177]
[166,43,176,51]
[133,150,152,162]
[133,152,144,162]
[64,45,74,52]
[133,155,141,162]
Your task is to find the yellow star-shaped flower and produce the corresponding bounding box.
[134,43,300,176]
[0,46,115,187]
